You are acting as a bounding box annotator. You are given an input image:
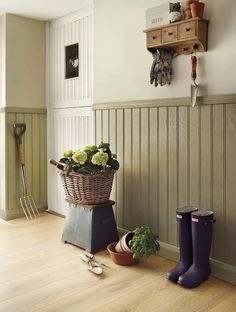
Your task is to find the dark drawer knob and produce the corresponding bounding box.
[186,28,191,32]
[168,32,173,36]
[152,36,157,40]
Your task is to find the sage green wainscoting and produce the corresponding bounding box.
[0,107,47,220]
[93,94,236,284]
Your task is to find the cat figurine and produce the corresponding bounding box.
[169,2,182,23]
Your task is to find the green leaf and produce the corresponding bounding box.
[107,158,119,170]
[59,158,69,164]
[98,142,110,149]
[128,226,160,259]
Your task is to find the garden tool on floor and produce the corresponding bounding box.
[13,123,40,220]
[190,51,199,107]
[79,252,106,275]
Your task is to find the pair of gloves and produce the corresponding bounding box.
[150,50,174,87]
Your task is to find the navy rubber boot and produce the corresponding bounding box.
[167,206,198,283]
[178,211,215,288]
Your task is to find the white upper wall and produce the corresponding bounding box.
[94,0,236,103]
[5,14,45,108]
[0,0,93,21]
[48,6,93,109]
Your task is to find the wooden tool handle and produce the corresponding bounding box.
[49,159,65,170]
[191,55,197,80]
[19,144,25,165]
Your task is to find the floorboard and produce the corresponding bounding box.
[0,213,235,312]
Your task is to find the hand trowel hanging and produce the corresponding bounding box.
[190,51,199,107]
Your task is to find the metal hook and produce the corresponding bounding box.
[192,43,199,53]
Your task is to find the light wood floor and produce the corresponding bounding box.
[0,213,235,312]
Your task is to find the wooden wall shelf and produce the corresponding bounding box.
[144,17,209,56]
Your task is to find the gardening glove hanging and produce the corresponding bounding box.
[150,50,173,87]
[150,50,161,87]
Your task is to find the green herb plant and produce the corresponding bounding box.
[129,226,160,259]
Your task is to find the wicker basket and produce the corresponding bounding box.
[60,171,114,205]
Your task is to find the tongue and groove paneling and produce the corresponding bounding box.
[94,95,236,271]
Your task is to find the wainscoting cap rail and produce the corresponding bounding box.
[93,94,236,110]
[0,107,47,114]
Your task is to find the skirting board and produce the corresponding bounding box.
[118,227,236,286]
[0,204,48,220]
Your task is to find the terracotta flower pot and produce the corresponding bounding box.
[190,1,205,18]
[107,242,137,266]
[115,232,134,254]
[182,0,195,19]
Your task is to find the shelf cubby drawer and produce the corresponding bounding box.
[147,29,161,48]
[162,25,177,43]
[178,21,196,39]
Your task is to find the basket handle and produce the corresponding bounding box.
[49,159,65,171]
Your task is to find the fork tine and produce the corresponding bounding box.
[29,196,40,216]
[26,196,37,217]
[20,195,40,220]
[24,197,33,219]
[20,197,32,219]
[27,195,40,217]
[20,198,30,220]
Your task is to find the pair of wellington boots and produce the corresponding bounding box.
[167,207,215,288]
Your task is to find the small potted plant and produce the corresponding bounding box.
[129,226,160,259]
[107,226,160,265]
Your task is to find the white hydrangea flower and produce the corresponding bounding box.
[91,151,109,166]
[72,150,87,164]
[80,145,97,152]
[63,149,73,157]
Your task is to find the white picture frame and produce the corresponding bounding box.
[146,3,170,29]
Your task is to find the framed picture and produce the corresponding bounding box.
[146,3,170,29]
[65,43,79,79]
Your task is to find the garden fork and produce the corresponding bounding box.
[13,123,40,220]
